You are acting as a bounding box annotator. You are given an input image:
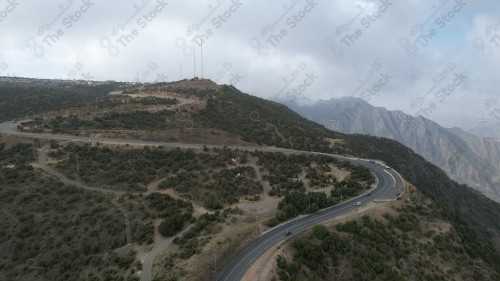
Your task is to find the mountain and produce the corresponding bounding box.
[467,122,500,139]
[1,78,500,280]
[282,97,500,203]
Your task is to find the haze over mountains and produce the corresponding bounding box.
[282,97,500,203]
[468,122,500,139]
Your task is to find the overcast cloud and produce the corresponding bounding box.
[1,0,500,131]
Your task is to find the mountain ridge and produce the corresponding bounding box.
[282,96,500,203]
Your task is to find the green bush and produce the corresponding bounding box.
[267,217,279,227]
[159,214,185,237]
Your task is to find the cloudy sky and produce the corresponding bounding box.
[1,0,500,131]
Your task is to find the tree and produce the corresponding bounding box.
[275,210,288,222]
[312,225,329,240]
[282,204,299,218]
[267,217,279,227]
[159,214,185,237]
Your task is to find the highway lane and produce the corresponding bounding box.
[214,160,403,281]
[0,121,405,280]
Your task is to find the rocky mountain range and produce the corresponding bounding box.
[283,97,500,203]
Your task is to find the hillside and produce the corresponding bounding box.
[16,80,342,153]
[0,78,123,123]
[283,97,500,203]
[268,188,499,281]
[1,78,500,280]
[0,141,185,281]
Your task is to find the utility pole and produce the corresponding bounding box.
[308,192,311,212]
[212,245,218,274]
[76,153,79,175]
[124,217,131,244]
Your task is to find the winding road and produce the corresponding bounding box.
[214,159,403,281]
[0,121,404,281]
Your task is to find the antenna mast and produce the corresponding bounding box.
[200,42,204,79]
[193,47,197,78]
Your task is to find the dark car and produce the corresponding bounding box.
[285,230,292,236]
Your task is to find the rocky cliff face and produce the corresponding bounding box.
[284,97,500,202]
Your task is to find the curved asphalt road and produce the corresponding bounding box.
[0,121,404,281]
[213,158,403,281]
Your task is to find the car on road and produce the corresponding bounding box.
[365,192,371,196]
[354,201,362,206]
[285,230,292,236]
